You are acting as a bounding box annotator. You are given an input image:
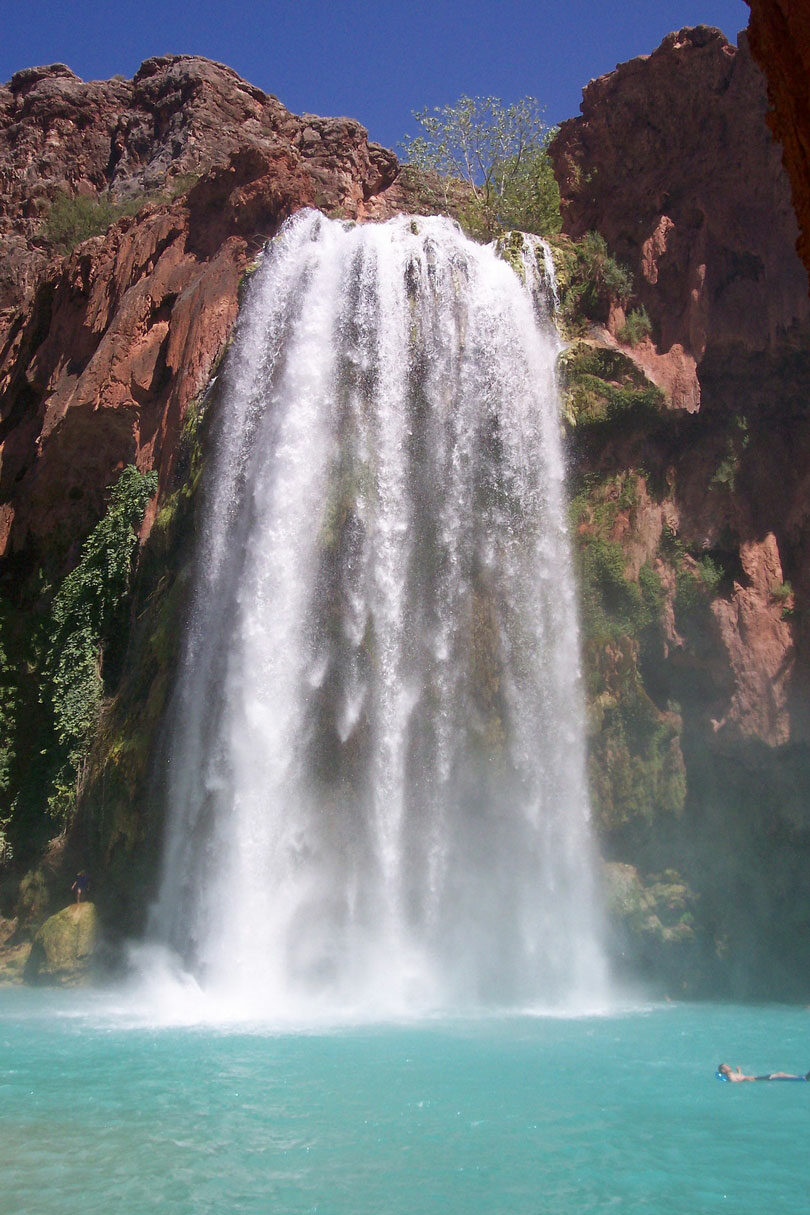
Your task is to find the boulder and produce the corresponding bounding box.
[23,902,99,985]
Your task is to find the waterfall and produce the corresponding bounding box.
[149,209,609,1017]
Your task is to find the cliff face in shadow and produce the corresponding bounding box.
[746,1,810,283]
[551,27,810,997]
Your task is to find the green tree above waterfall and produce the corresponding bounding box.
[401,95,561,239]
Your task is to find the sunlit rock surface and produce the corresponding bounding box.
[551,26,809,375]
[0,56,411,566]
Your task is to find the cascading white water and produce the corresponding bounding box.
[150,209,609,1018]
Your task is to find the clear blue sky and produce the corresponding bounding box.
[3,1,750,150]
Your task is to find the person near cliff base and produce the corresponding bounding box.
[71,871,89,904]
[716,1063,810,1082]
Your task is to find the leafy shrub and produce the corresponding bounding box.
[558,342,665,428]
[44,175,200,255]
[710,418,749,493]
[696,555,724,596]
[618,306,652,346]
[555,232,634,327]
[578,538,648,642]
[673,554,724,620]
[44,191,142,254]
[495,142,562,237]
[639,561,665,619]
[42,465,158,822]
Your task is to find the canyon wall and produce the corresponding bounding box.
[0,56,426,961]
[550,27,810,995]
[1,30,809,996]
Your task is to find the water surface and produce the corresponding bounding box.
[2,993,807,1213]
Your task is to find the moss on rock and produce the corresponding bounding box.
[0,939,32,984]
[567,457,687,837]
[558,341,665,429]
[587,648,686,833]
[603,861,697,947]
[16,866,51,927]
[24,902,99,985]
[494,229,529,282]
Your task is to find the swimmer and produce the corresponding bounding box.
[716,1063,755,1082]
[717,1063,810,1082]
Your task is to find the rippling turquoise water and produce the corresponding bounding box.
[2,992,808,1214]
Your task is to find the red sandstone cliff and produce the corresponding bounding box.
[3,40,810,994]
[0,56,406,566]
[551,27,808,391]
[551,27,810,752]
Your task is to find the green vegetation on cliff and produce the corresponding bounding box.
[43,466,158,825]
[75,395,212,935]
[23,901,99,985]
[617,307,653,347]
[44,191,146,254]
[44,176,200,254]
[559,343,665,429]
[550,232,634,330]
[45,468,158,763]
[401,95,561,239]
[569,466,687,842]
[0,465,157,871]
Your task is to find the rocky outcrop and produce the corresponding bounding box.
[0,56,408,568]
[0,57,396,314]
[23,901,99,984]
[551,27,809,408]
[746,1,810,282]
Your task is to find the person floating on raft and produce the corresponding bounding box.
[716,1063,810,1082]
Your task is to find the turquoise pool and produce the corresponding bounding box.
[1,992,807,1213]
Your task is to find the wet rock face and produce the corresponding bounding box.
[746,1,810,284]
[0,56,403,567]
[550,26,809,375]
